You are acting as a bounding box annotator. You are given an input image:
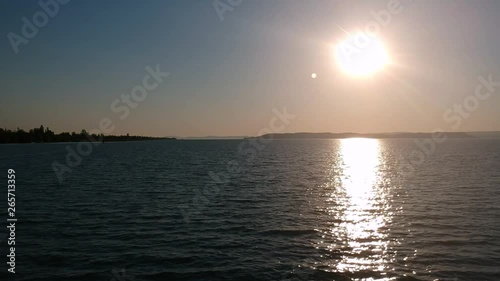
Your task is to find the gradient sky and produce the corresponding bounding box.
[1,0,499,137]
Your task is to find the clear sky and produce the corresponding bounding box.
[1,0,499,137]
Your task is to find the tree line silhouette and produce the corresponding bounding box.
[0,125,174,144]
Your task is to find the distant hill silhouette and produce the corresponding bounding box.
[466,131,500,138]
[183,136,247,140]
[248,132,477,139]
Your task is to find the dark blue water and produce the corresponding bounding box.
[1,138,499,281]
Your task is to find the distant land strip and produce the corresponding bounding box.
[247,132,500,139]
[0,125,175,144]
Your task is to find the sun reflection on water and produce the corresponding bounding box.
[320,138,394,280]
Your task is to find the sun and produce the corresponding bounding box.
[335,34,389,77]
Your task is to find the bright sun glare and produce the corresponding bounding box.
[335,34,389,77]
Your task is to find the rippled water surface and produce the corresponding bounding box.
[1,138,499,280]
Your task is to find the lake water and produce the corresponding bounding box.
[0,138,499,281]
